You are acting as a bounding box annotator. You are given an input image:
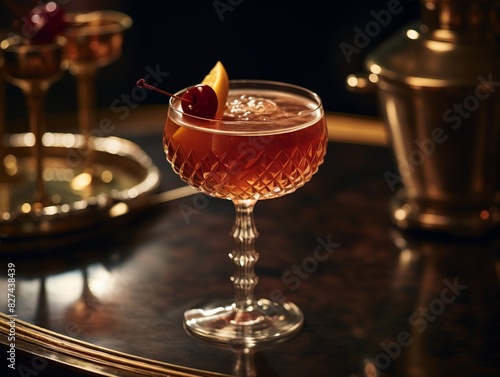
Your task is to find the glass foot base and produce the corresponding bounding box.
[184,298,304,347]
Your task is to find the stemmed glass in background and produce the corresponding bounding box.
[164,80,328,346]
[62,10,132,185]
[0,35,66,208]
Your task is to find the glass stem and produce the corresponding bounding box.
[231,199,260,311]
[233,348,256,377]
[75,65,97,169]
[25,88,47,205]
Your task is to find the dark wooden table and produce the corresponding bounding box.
[1,112,499,377]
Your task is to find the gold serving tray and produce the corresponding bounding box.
[0,312,231,377]
[0,132,160,252]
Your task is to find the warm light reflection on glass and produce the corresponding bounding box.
[369,64,381,75]
[45,132,77,147]
[9,133,33,147]
[103,138,122,154]
[23,133,35,147]
[425,40,455,52]
[109,202,129,217]
[347,75,360,88]
[394,208,407,221]
[71,172,92,191]
[368,73,379,83]
[399,249,413,265]
[3,154,18,176]
[43,205,58,216]
[74,200,88,210]
[406,29,419,40]
[126,187,139,199]
[42,132,55,146]
[101,170,113,183]
[44,132,76,148]
[384,98,400,145]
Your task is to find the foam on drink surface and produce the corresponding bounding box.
[222,91,314,122]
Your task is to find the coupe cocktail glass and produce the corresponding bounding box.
[62,11,131,179]
[164,80,327,346]
[0,35,65,207]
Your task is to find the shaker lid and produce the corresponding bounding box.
[365,0,500,88]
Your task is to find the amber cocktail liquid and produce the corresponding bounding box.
[163,80,327,346]
[164,87,326,199]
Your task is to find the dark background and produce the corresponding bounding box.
[1,0,420,123]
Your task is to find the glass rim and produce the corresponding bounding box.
[168,79,324,134]
[64,11,133,36]
[0,35,66,52]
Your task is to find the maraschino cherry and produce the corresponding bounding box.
[137,79,219,119]
[22,1,67,44]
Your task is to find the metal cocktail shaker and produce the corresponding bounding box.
[349,0,500,236]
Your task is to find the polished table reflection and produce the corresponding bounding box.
[0,110,499,377]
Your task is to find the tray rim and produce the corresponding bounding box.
[0,312,233,377]
[0,132,161,244]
